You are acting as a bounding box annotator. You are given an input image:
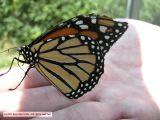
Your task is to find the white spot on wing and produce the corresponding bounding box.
[61,37,65,40]
[47,39,52,41]
[59,23,64,26]
[100,46,104,50]
[111,40,114,42]
[71,92,75,95]
[91,41,95,44]
[80,36,85,40]
[96,68,100,72]
[80,25,88,29]
[85,83,89,86]
[84,88,87,91]
[69,35,75,37]
[89,86,92,89]
[34,53,37,57]
[93,82,96,85]
[66,94,70,96]
[75,94,78,97]
[104,35,110,39]
[104,50,107,53]
[91,19,96,23]
[76,20,83,24]
[77,89,81,93]
[67,24,71,27]
[99,40,103,44]
[80,91,84,94]
[84,42,88,44]
[115,29,119,33]
[106,43,109,46]
[97,46,100,50]
[118,23,122,26]
[124,26,127,29]
[100,26,107,33]
[88,37,91,40]
[91,45,95,49]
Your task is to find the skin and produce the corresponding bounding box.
[0,19,160,120]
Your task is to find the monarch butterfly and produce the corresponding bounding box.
[0,14,128,99]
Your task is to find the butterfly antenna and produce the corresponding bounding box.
[0,57,17,76]
[0,47,17,54]
[0,54,25,76]
[0,47,18,76]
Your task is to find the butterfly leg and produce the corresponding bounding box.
[9,66,31,90]
[0,57,26,76]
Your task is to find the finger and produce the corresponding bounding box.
[0,85,96,112]
[47,102,121,120]
[0,86,67,112]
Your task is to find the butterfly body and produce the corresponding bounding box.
[5,14,128,99]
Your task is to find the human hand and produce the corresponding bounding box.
[0,19,160,120]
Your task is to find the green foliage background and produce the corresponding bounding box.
[0,0,103,46]
[0,0,159,67]
[140,0,160,25]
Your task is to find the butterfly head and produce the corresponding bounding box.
[17,46,34,65]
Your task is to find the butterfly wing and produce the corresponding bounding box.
[33,35,104,99]
[29,14,128,55]
[28,14,128,99]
